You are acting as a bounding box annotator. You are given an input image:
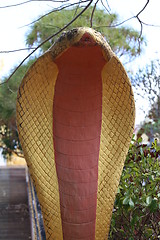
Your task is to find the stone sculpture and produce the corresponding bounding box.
[16,27,135,239]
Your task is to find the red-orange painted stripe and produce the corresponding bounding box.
[53,45,105,239]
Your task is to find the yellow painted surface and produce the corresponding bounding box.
[17,53,63,239]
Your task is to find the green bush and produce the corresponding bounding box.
[109,138,160,240]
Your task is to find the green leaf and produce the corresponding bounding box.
[146,196,152,205]
[123,196,130,205]
[146,228,153,236]
[131,215,139,225]
[149,199,158,212]
[129,198,135,207]
[123,173,131,180]
[138,137,142,143]
[117,187,121,194]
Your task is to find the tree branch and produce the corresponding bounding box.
[73,0,81,18]
[20,0,89,28]
[90,0,98,27]
[0,0,70,8]
[0,48,35,54]
[140,21,160,28]
[136,0,149,17]
[95,0,150,31]
[0,0,155,85]
[1,0,93,85]
[100,0,110,14]
[136,0,150,52]
[0,1,33,8]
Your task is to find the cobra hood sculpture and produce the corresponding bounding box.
[16,27,135,239]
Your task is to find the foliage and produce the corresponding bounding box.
[0,58,35,157]
[26,6,144,60]
[109,138,160,239]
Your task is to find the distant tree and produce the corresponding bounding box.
[0,59,35,157]
[132,60,160,144]
[26,7,144,62]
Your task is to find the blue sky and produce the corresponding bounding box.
[0,0,160,124]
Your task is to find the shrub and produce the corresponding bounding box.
[109,138,160,240]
